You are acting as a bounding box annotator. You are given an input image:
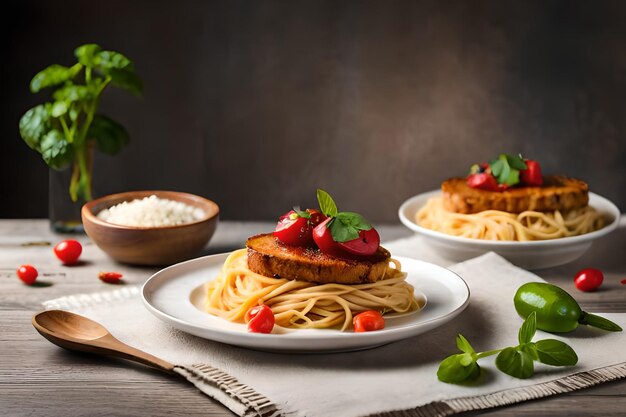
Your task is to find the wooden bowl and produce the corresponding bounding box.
[82,191,219,266]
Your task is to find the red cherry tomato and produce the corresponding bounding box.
[353,310,385,332]
[574,268,604,292]
[273,209,326,247]
[99,271,123,284]
[17,265,38,285]
[313,218,380,259]
[53,240,82,265]
[245,305,275,333]
[466,173,499,191]
[520,159,543,186]
[338,228,380,257]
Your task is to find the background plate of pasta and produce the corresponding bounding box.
[399,190,620,269]
[142,252,469,352]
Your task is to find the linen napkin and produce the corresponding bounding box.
[42,243,626,417]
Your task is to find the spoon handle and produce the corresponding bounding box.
[95,334,176,373]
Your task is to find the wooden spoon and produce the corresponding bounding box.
[32,310,174,373]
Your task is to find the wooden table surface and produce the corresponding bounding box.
[1,219,625,417]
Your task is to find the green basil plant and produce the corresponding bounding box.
[19,43,142,202]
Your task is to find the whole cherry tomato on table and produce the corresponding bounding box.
[245,305,275,333]
[574,268,604,292]
[17,265,38,285]
[273,209,326,247]
[53,239,82,265]
[353,310,385,332]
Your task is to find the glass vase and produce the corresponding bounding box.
[49,167,86,233]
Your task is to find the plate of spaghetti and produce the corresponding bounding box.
[141,251,469,352]
[142,189,470,352]
[398,154,620,269]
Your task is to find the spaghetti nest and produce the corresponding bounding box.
[205,249,421,330]
[416,197,605,241]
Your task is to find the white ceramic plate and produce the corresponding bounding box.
[399,191,620,269]
[142,253,470,353]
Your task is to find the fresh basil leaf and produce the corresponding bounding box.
[535,339,578,366]
[437,353,481,384]
[293,207,311,219]
[329,219,360,242]
[456,334,475,354]
[520,342,539,361]
[53,85,91,103]
[30,63,82,93]
[504,169,520,186]
[496,347,535,379]
[50,101,68,118]
[88,114,129,155]
[75,44,102,66]
[19,104,52,151]
[109,68,143,96]
[317,189,338,217]
[94,50,133,72]
[40,129,74,170]
[507,154,528,170]
[330,212,373,242]
[490,157,504,177]
[518,311,537,344]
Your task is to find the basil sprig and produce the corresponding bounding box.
[437,312,578,384]
[489,154,527,186]
[316,189,372,243]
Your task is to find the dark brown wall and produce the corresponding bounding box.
[2,0,626,221]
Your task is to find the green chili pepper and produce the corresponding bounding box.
[514,282,622,333]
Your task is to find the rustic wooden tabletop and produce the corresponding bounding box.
[1,219,624,417]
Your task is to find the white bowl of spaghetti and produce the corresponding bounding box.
[399,190,620,269]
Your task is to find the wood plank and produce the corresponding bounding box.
[1,219,624,416]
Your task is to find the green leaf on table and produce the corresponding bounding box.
[109,68,143,96]
[75,43,102,67]
[456,334,476,354]
[88,114,130,155]
[40,129,74,170]
[317,189,338,217]
[535,339,578,366]
[30,63,82,93]
[496,347,535,379]
[437,353,481,384]
[518,311,537,344]
[19,104,52,150]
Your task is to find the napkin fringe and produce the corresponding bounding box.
[373,362,626,417]
[42,285,141,310]
[175,364,282,417]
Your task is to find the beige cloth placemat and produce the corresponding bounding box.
[43,241,626,417]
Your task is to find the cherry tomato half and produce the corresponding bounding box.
[273,209,326,247]
[574,268,604,292]
[99,271,123,284]
[313,218,379,260]
[466,173,499,191]
[353,310,385,332]
[17,265,38,285]
[245,305,275,333]
[520,159,543,186]
[53,240,82,265]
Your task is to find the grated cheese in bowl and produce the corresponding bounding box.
[96,195,206,227]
